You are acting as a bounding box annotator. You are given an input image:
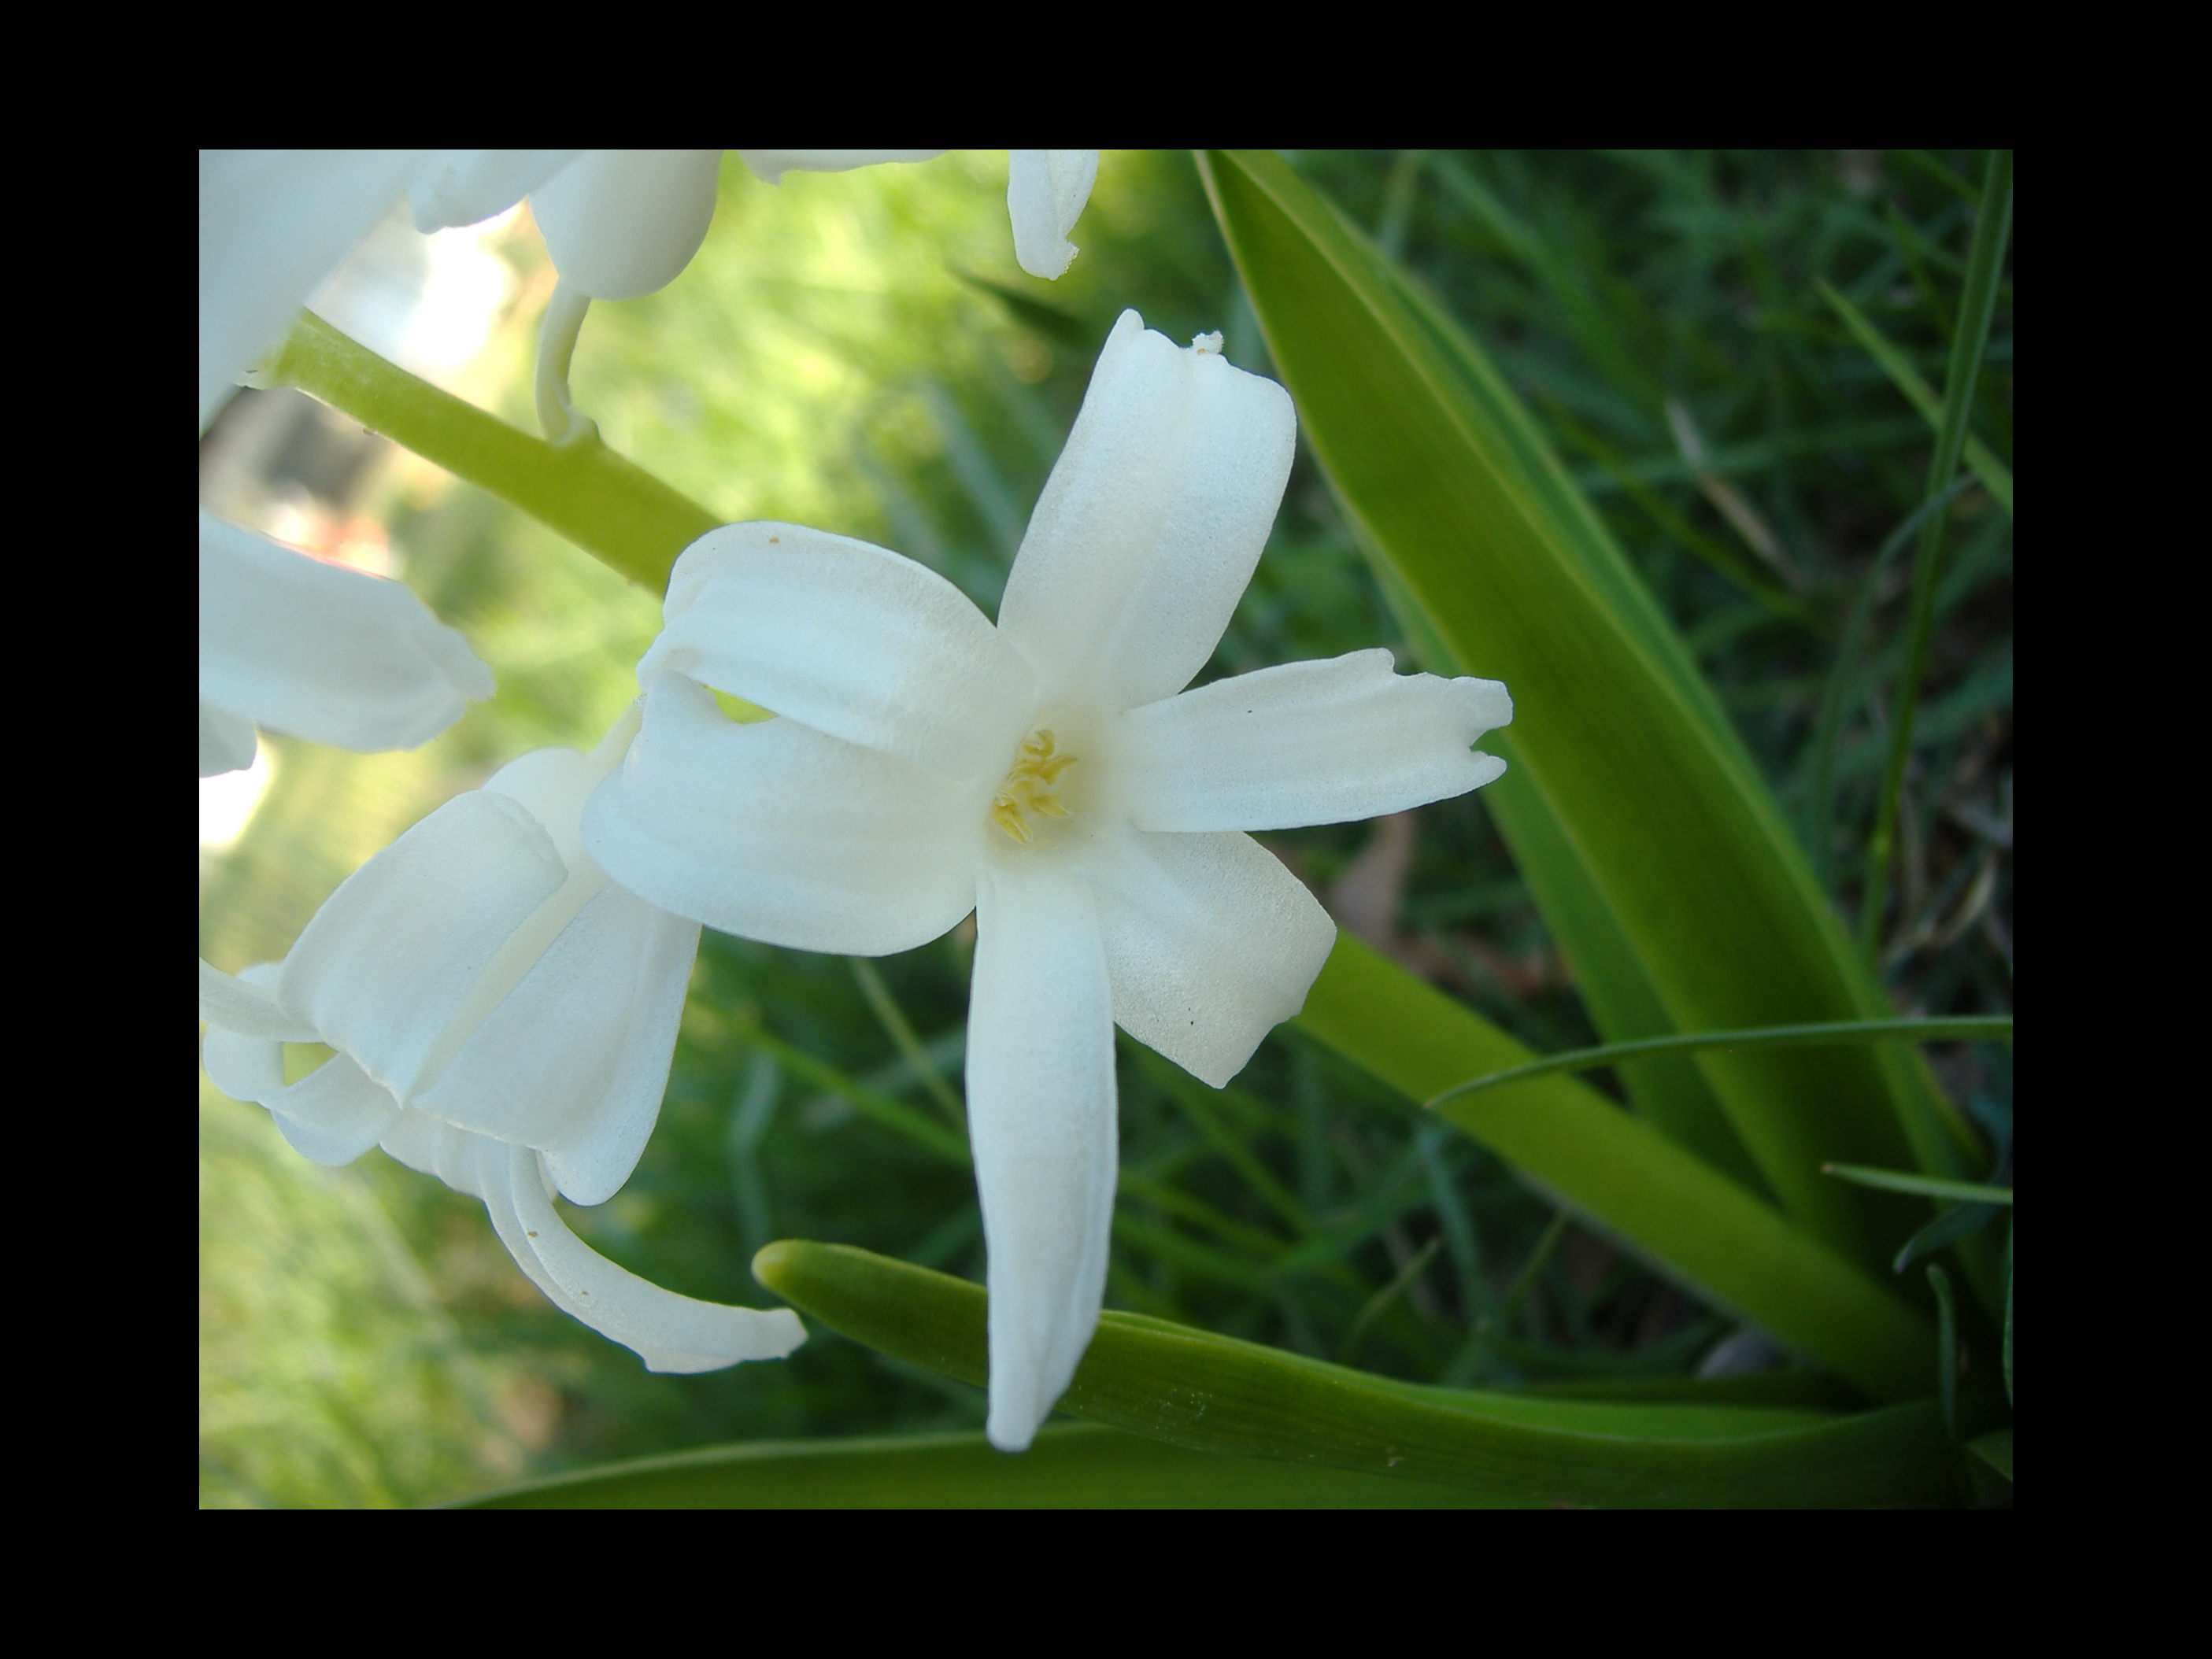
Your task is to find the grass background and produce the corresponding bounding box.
[198,150,2012,1507]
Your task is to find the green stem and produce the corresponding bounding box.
[268,311,719,595]
[1856,150,2013,962]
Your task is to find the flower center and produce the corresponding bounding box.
[989,728,1078,844]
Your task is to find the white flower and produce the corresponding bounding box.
[583,311,1511,1446]
[198,718,804,1373]
[198,512,494,777]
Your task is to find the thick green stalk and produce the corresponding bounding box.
[1856,151,2014,960]
[267,312,719,594]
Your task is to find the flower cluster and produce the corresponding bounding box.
[201,158,1511,1448]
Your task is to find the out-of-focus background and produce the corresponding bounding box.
[198,150,2012,1507]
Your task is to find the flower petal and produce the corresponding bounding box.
[281,790,568,1100]
[527,150,723,301]
[199,149,424,431]
[381,1110,490,1200]
[967,862,1118,1451]
[1006,150,1099,280]
[646,523,1034,781]
[997,312,1296,711]
[202,962,405,1168]
[199,959,316,1043]
[264,1055,404,1166]
[407,150,579,232]
[735,150,945,185]
[584,676,986,955]
[1120,648,1512,832]
[1086,828,1337,1088]
[416,884,701,1206]
[199,513,494,758]
[480,1142,808,1373]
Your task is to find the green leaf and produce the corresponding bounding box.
[449,1423,1500,1509]
[1927,1262,1959,1446]
[1196,150,1973,1266]
[1429,1017,2013,1109]
[1814,277,2013,519]
[752,1240,1957,1507]
[1298,937,1931,1401]
[1966,1427,2012,1482]
[269,312,719,594]
[1368,557,1768,1197]
[1822,1165,2013,1206]
[2003,1217,2014,1406]
[1892,1200,2003,1274]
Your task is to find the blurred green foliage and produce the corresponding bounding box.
[199,150,2010,1506]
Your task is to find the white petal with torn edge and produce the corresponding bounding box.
[997,312,1295,711]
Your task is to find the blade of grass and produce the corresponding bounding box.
[1815,278,2012,518]
[1802,475,1981,888]
[847,959,965,1132]
[1427,1016,2012,1109]
[1296,937,1931,1401]
[1857,150,2014,962]
[1822,1165,2012,1206]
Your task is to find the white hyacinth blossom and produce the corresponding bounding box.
[199,719,805,1373]
[583,311,1511,1447]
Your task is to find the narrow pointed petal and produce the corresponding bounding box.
[646,523,1034,781]
[199,513,494,756]
[584,676,985,955]
[1122,649,1512,832]
[408,150,579,231]
[1086,829,1337,1088]
[735,150,945,185]
[200,702,257,778]
[968,863,1118,1450]
[199,149,424,431]
[997,312,1296,711]
[481,1143,807,1373]
[282,791,568,1100]
[199,959,316,1043]
[416,884,701,1206]
[527,150,722,301]
[1007,150,1099,280]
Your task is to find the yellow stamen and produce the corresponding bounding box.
[989,728,1078,844]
